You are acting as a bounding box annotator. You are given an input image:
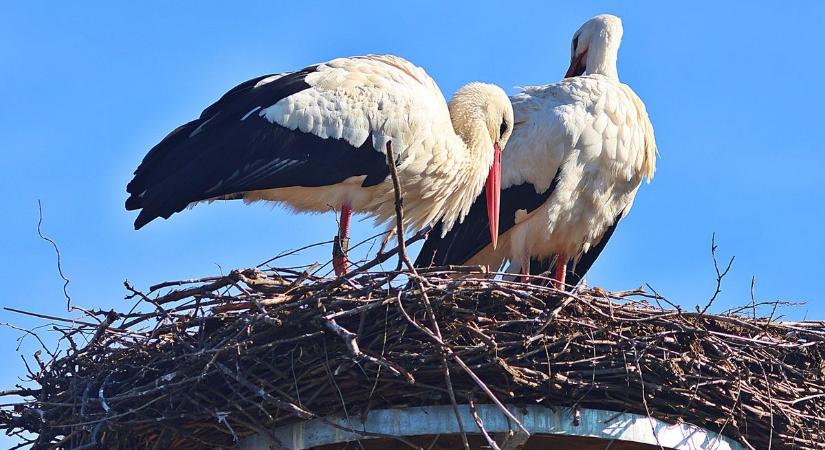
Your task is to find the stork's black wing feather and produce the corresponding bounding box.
[126,66,389,229]
[414,173,559,268]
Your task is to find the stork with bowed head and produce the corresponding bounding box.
[416,15,657,290]
[126,55,513,275]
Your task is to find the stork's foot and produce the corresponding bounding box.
[551,277,566,290]
[332,234,350,276]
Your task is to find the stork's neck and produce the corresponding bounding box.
[584,37,620,80]
[433,115,494,230]
[454,119,495,177]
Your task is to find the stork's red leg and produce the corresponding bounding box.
[552,253,567,289]
[520,254,531,283]
[333,204,351,276]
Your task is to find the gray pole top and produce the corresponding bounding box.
[237,404,745,450]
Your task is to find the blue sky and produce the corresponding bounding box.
[1,1,824,445]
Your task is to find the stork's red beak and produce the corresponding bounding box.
[565,50,587,78]
[485,142,502,249]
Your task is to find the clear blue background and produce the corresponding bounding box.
[1,1,823,446]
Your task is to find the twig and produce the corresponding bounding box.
[468,397,501,450]
[385,140,468,448]
[3,307,126,333]
[634,348,664,450]
[36,200,72,310]
[700,233,735,315]
[385,141,416,273]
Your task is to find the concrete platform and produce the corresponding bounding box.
[237,404,744,450]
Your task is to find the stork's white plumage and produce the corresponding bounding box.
[416,15,657,289]
[126,55,514,275]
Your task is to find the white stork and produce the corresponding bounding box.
[126,55,514,275]
[416,15,657,289]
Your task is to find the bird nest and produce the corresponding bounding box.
[1,261,823,450]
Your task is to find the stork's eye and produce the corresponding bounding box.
[499,121,508,137]
[572,35,580,53]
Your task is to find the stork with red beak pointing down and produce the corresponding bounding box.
[126,55,512,275]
